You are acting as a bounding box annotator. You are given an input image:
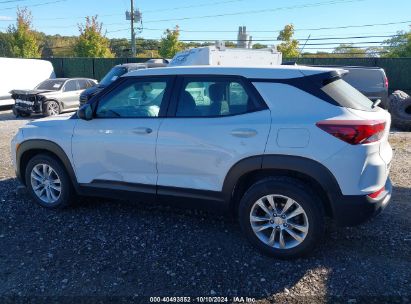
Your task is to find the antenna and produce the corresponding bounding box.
[297,34,311,63]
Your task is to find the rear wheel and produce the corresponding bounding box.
[44,100,60,116]
[238,177,325,259]
[25,154,73,209]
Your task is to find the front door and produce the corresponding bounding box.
[72,76,173,188]
[60,79,81,109]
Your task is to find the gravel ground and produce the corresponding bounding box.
[0,109,410,303]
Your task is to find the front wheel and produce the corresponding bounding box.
[44,100,60,116]
[238,177,325,259]
[25,154,73,209]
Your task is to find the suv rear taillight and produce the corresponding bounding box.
[384,76,389,89]
[316,120,386,145]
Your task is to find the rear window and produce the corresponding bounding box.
[321,78,375,111]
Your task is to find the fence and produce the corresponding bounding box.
[46,57,411,94]
[47,57,148,81]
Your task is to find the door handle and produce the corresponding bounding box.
[230,128,257,138]
[132,127,153,135]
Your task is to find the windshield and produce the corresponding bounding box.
[35,79,65,91]
[99,67,127,86]
[321,78,375,111]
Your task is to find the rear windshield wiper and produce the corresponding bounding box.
[372,99,381,108]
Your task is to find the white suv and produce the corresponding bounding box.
[11,66,393,258]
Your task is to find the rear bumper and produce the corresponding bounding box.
[332,177,392,226]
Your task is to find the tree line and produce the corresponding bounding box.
[0,8,410,59]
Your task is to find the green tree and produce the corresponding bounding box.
[365,46,386,58]
[8,8,40,58]
[73,16,113,58]
[277,24,299,58]
[110,38,131,57]
[383,30,411,57]
[332,44,366,57]
[0,31,13,57]
[38,34,76,58]
[159,26,182,58]
[252,43,267,49]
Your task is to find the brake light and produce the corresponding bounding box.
[384,76,389,89]
[316,120,386,145]
[368,186,385,199]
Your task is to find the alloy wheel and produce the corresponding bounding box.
[30,163,62,204]
[48,102,59,115]
[249,194,309,249]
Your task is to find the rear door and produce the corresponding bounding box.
[156,75,271,193]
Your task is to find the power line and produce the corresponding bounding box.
[0,0,66,11]
[143,0,246,14]
[106,20,411,34]
[0,0,26,4]
[303,46,394,50]
[251,35,403,40]
[4,0,246,21]
[118,38,403,45]
[142,0,365,23]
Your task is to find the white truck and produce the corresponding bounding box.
[170,43,282,67]
[0,58,55,107]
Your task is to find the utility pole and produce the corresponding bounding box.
[130,0,136,57]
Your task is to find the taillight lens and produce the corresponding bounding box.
[316,120,386,145]
[384,76,389,89]
[368,186,385,199]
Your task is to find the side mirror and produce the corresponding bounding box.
[77,104,93,121]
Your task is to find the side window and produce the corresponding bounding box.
[77,79,89,90]
[87,80,96,87]
[63,80,78,92]
[96,79,168,118]
[176,78,258,117]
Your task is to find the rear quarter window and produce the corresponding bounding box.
[321,78,376,111]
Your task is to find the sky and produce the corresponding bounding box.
[0,0,410,52]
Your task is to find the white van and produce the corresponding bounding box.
[0,58,55,107]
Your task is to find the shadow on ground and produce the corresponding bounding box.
[0,177,410,301]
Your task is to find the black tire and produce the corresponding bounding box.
[43,100,60,116]
[25,154,73,209]
[238,177,325,259]
[389,90,411,131]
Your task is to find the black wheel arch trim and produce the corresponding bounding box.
[222,154,343,215]
[16,139,79,190]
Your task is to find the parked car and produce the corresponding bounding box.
[79,59,169,106]
[0,58,55,107]
[11,65,392,258]
[314,65,389,108]
[11,78,97,117]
